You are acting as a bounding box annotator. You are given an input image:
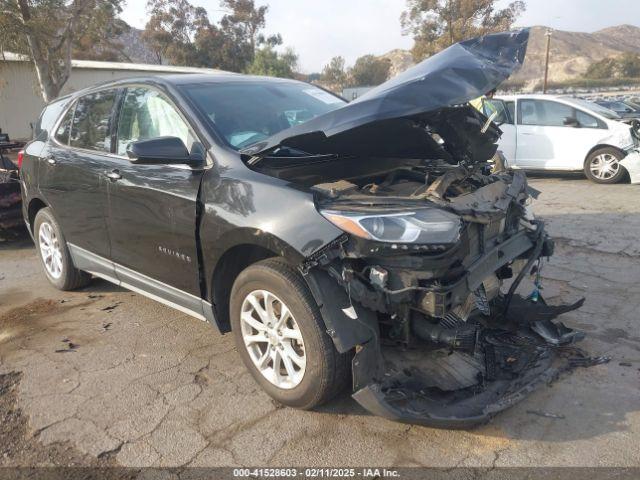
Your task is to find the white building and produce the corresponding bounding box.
[0,53,226,140]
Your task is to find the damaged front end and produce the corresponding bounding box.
[244,29,607,427]
[303,159,598,428]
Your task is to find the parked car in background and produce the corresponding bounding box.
[595,100,640,121]
[491,94,640,184]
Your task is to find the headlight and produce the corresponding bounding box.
[320,208,461,244]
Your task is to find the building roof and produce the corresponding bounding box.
[0,51,228,75]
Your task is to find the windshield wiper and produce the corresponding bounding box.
[246,145,341,167]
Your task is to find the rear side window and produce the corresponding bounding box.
[69,89,118,153]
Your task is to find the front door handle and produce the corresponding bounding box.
[46,156,57,165]
[106,169,122,181]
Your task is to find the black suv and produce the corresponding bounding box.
[20,30,591,428]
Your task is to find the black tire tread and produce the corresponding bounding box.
[232,257,351,409]
[34,208,91,291]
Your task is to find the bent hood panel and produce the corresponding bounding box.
[243,29,529,157]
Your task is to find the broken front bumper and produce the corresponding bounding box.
[305,222,601,428]
[417,228,548,317]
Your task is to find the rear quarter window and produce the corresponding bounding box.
[34,98,71,140]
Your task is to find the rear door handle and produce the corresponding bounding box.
[106,169,122,181]
[46,156,57,165]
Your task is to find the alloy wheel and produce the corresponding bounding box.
[590,153,620,180]
[38,221,63,279]
[240,289,306,389]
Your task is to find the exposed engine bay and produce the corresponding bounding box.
[250,102,609,428]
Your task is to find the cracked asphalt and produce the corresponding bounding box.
[0,176,639,469]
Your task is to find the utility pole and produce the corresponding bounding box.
[543,28,553,94]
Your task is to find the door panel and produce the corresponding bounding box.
[106,86,205,309]
[38,89,119,276]
[107,162,204,297]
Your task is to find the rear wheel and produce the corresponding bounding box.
[34,208,91,290]
[584,148,626,184]
[230,258,350,409]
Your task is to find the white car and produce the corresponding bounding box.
[489,94,640,184]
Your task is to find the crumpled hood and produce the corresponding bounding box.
[242,29,529,159]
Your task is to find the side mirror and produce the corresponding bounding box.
[126,136,201,165]
[563,117,580,127]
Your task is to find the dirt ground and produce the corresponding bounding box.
[0,175,639,471]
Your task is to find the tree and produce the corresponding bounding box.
[585,57,616,80]
[586,54,640,80]
[247,46,298,78]
[0,0,125,102]
[618,53,640,78]
[321,56,347,91]
[220,0,267,55]
[143,0,284,73]
[73,17,131,62]
[349,55,391,86]
[400,0,526,61]
[143,0,207,64]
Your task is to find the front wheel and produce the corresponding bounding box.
[584,148,627,184]
[230,258,350,410]
[34,208,91,291]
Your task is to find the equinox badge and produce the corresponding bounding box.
[157,246,191,263]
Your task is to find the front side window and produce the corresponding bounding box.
[179,81,346,150]
[69,90,118,152]
[116,87,193,156]
[487,99,513,125]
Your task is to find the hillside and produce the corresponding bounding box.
[510,24,640,88]
[376,24,640,89]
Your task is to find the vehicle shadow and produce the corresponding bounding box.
[80,277,128,294]
[525,171,585,181]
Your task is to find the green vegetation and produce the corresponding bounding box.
[0,0,126,101]
[143,0,297,77]
[320,55,391,92]
[400,0,525,61]
[586,53,640,80]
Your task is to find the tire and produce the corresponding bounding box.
[230,257,351,410]
[584,147,627,184]
[33,207,91,291]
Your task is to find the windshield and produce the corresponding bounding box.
[180,81,346,150]
[568,98,621,120]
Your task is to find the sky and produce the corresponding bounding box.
[120,0,640,73]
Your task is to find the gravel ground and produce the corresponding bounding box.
[0,176,639,471]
